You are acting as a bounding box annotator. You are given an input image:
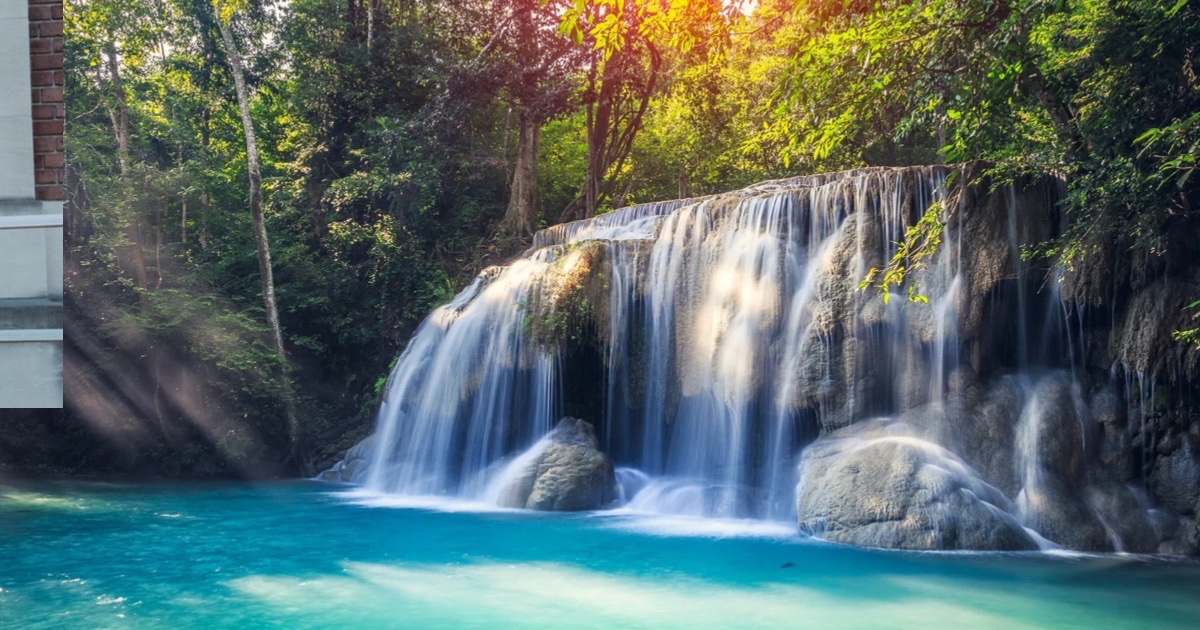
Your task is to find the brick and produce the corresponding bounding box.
[30,54,62,71]
[38,22,62,37]
[53,70,63,86]
[31,70,53,87]
[32,104,56,119]
[41,87,63,103]
[53,38,63,53]
[33,120,63,136]
[37,186,65,202]
[42,153,64,169]
[34,169,57,185]
[29,5,52,21]
[30,137,61,152]
[52,5,63,20]
[29,38,52,55]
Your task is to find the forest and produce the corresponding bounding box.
[6,0,1197,477]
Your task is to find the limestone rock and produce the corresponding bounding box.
[796,421,1038,551]
[497,417,619,511]
[317,434,376,484]
[1148,434,1200,516]
[960,376,1022,496]
[1017,476,1112,551]
[1022,374,1088,486]
[1085,483,1160,553]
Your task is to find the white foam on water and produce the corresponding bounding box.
[333,488,526,514]
[595,512,798,539]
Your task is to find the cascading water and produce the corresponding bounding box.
[359,168,956,514]
[332,164,1188,552]
[365,255,559,496]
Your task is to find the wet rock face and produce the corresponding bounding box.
[497,417,618,512]
[1017,477,1112,552]
[795,422,1038,551]
[1085,483,1160,554]
[1149,434,1200,516]
[1023,374,1088,485]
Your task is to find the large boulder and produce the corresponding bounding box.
[1012,373,1113,551]
[1085,483,1160,553]
[1017,476,1112,551]
[317,434,376,484]
[496,417,618,511]
[955,375,1022,496]
[796,421,1038,551]
[1148,432,1200,516]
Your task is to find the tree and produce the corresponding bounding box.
[772,0,1200,300]
[69,0,155,301]
[557,0,742,219]
[213,0,301,459]
[484,0,582,237]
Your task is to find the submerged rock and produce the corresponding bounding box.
[496,417,618,511]
[796,421,1038,551]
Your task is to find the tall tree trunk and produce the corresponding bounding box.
[105,44,150,304]
[563,43,661,221]
[584,74,612,218]
[199,111,210,250]
[216,17,303,464]
[499,0,540,236]
[500,111,541,237]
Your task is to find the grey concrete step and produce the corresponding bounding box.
[0,297,62,329]
[0,198,54,216]
[0,341,63,407]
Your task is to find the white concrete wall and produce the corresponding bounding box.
[0,334,62,407]
[0,3,35,199]
[0,5,63,408]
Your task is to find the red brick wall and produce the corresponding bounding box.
[29,0,64,202]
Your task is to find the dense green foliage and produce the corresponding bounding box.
[33,0,1198,476]
[777,0,1200,303]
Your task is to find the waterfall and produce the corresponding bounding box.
[365,256,560,496]
[348,165,1099,533]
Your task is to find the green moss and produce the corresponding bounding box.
[523,241,612,351]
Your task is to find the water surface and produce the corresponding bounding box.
[1,481,1197,628]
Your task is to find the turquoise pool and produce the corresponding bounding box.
[1,481,1197,628]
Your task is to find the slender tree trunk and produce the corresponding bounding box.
[199,111,210,250]
[178,145,187,256]
[500,110,540,237]
[105,44,150,304]
[499,0,540,236]
[584,80,611,218]
[154,205,163,289]
[217,17,303,463]
[565,42,660,221]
